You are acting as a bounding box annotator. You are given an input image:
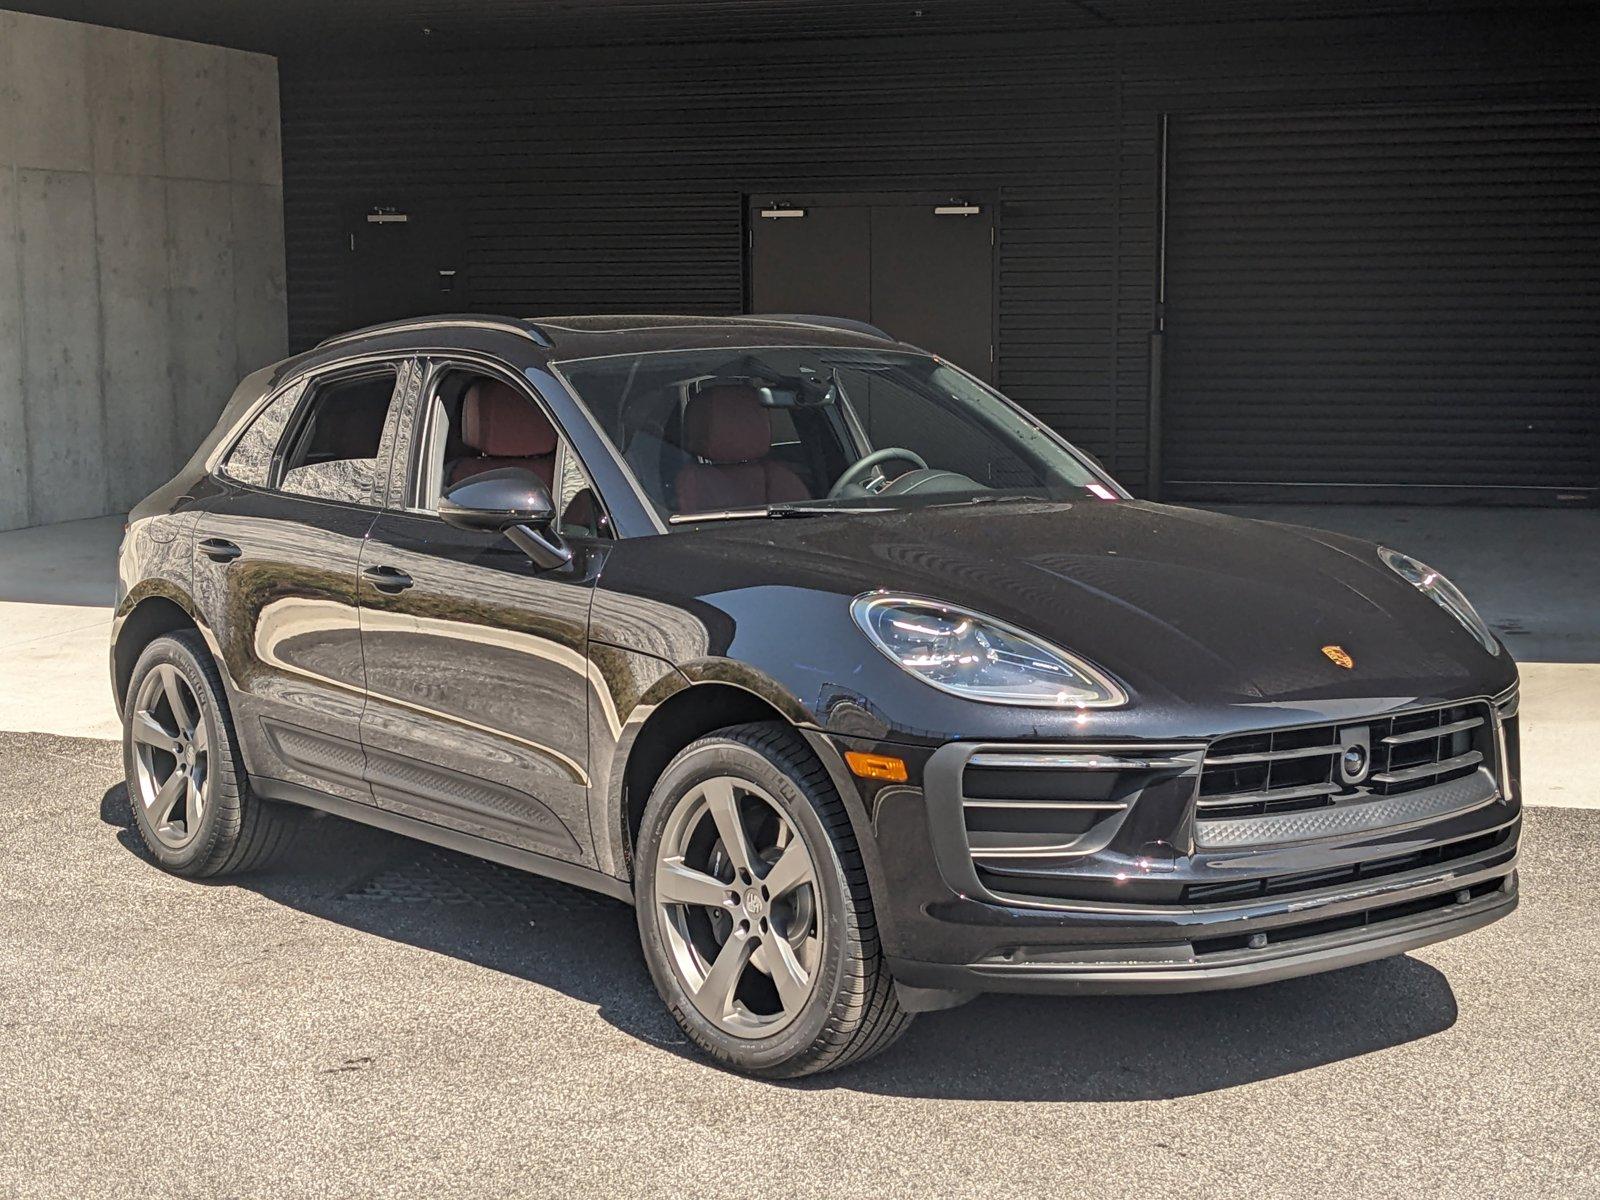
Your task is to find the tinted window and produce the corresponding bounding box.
[278,371,398,504]
[555,347,1104,521]
[220,382,304,487]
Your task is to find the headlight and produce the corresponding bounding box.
[1378,547,1499,656]
[851,594,1126,707]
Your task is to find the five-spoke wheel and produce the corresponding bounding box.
[654,774,822,1037]
[121,631,298,876]
[635,723,912,1077]
[129,663,210,849]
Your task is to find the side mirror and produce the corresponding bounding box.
[438,467,571,569]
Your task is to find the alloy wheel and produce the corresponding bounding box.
[653,775,823,1038]
[129,664,210,850]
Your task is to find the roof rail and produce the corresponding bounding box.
[752,314,896,341]
[315,314,552,350]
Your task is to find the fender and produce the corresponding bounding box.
[110,580,236,702]
[590,654,691,880]
[673,656,817,727]
[602,655,895,921]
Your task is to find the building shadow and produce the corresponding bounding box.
[0,514,125,608]
[100,782,1459,1102]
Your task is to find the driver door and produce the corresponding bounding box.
[356,361,611,865]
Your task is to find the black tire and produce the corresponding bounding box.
[634,722,912,1078]
[120,630,299,877]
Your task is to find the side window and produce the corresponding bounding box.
[413,368,610,538]
[220,381,305,487]
[277,370,399,504]
[552,441,610,539]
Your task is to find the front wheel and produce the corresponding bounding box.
[634,723,912,1077]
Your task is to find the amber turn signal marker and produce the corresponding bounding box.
[844,751,909,782]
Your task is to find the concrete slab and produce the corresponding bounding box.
[3,13,91,173]
[0,515,121,740]
[0,14,17,168]
[86,24,166,178]
[1518,661,1600,810]
[0,14,283,537]
[96,174,176,511]
[230,181,288,378]
[167,178,236,453]
[0,168,27,531]
[159,37,231,182]
[17,169,106,525]
[227,52,283,186]
[0,511,121,607]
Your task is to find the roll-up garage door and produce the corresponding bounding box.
[1161,104,1599,502]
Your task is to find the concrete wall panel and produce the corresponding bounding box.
[168,179,237,452]
[18,170,105,524]
[160,39,231,182]
[6,15,92,173]
[228,54,282,187]
[0,170,28,530]
[231,182,288,379]
[97,175,174,509]
[0,11,284,531]
[88,26,166,178]
[0,15,19,170]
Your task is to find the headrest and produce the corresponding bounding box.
[462,379,558,457]
[682,384,772,464]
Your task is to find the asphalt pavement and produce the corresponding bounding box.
[1,731,1596,1199]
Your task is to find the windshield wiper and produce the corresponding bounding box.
[766,501,887,517]
[942,493,1053,507]
[668,502,881,525]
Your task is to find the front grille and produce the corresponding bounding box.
[1197,700,1496,821]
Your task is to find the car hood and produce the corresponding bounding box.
[605,500,1509,714]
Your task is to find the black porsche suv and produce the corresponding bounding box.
[114,314,1520,1077]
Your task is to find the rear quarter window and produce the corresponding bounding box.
[219,382,305,487]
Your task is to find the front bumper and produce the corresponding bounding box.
[822,689,1523,1001]
[888,862,1517,999]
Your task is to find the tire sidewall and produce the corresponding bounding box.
[635,736,854,1073]
[121,636,229,872]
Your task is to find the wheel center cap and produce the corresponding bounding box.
[743,889,764,917]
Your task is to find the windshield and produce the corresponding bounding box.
[554,347,1118,524]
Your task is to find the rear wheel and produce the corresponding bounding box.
[634,723,912,1077]
[121,631,298,877]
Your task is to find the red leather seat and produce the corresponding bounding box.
[447,378,558,488]
[673,385,810,513]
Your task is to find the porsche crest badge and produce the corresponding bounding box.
[1321,644,1354,669]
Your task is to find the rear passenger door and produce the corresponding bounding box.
[196,360,415,807]
[355,360,609,866]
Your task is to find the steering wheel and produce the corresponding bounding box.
[827,447,930,499]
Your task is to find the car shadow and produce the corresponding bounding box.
[100,783,1459,1101]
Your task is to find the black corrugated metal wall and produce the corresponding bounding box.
[1161,102,1599,499]
[279,11,1600,499]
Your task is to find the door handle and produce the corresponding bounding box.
[362,565,414,594]
[198,537,242,563]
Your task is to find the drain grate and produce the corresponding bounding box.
[340,846,622,912]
